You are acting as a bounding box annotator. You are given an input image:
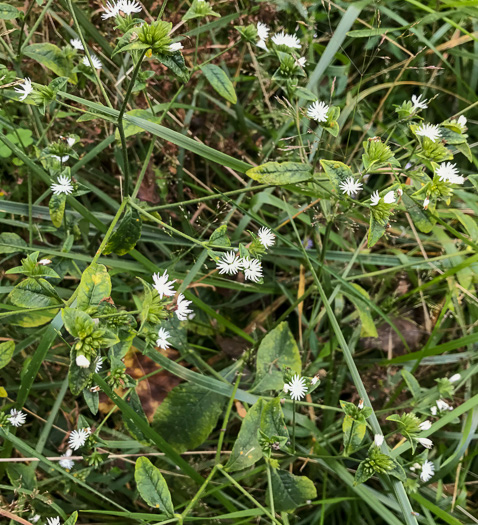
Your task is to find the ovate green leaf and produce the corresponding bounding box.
[0,3,21,19]
[76,263,112,310]
[200,64,237,104]
[23,43,76,82]
[0,341,14,370]
[246,162,312,185]
[320,160,353,193]
[8,278,59,309]
[135,457,174,516]
[49,192,66,228]
[0,232,27,254]
[103,205,142,256]
[261,397,289,441]
[268,469,317,512]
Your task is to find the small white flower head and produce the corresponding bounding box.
[286,374,308,401]
[176,293,193,321]
[66,136,76,147]
[257,22,269,41]
[339,176,363,197]
[311,375,319,385]
[14,77,34,101]
[420,460,435,482]
[423,196,430,210]
[436,162,464,185]
[70,38,84,50]
[432,399,453,414]
[283,383,290,394]
[156,327,171,349]
[257,39,268,51]
[370,190,380,206]
[374,434,384,447]
[76,354,90,368]
[457,115,467,128]
[59,448,75,470]
[101,0,121,19]
[90,385,101,393]
[358,399,364,410]
[417,437,433,449]
[119,0,142,15]
[52,155,70,163]
[68,428,90,451]
[416,123,441,142]
[8,409,27,427]
[307,100,329,122]
[82,54,102,69]
[216,251,243,275]
[296,56,306,67]
[397,187,403,197]
[449,373,461,383]
[383,190,396,204]
[46,518,61,525]
[411,94,428,111]
[152,270,176,299]
[271,31,301,49]
[31,516,40,524]
[419,420,432,431]
[169,42,183,52]
[258,227,275,249]
[242,257,263,282]
[94,356,103,373]
[409,462,421,472]
[38,258,52,265]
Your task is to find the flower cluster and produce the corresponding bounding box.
[151,270,194,322]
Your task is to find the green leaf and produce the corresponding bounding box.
[155,52,190,83]
[246,162,312,185]
[401,369,421,399]
[114,109,164,140]
[62,307,95,339]
[225,399,265,472]
[0,3,21,19]
[83,388,99,415]
[49,192,66,228]
[8,278,59,309]
[348,27,402,37]
[402,191,435,234]
[103,205,142,256]
[252,322,301,392]
[0,232,27,254]
[134,457,174,516]
[69,349,94,396]
[367,213,386,248]
[153,380,226,453]
[344,284,378,338]
[76,263,112,310]
[268,469,317,512]
[6,464,37,491]
[64,511,78,525]
[208,224,231,247]
[200,64,237,104]
[0,341,14,370]
[320,160,353,193]
[124,389,149,443]
[23,43,76,83]
[260,397,289,441]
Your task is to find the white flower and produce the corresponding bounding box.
[176,293,193,321]
[419,420,432,431]
[119,0,142,15]
[358,399,364,410]
[283,383,290,393]
[307,100,329,122]
[257,227,275,249]
[370,190,380,206]
[257,39,268,51]
[47,518,61,525]
[14,77,34,101]
[397,188,403,197]
[31,516,40,524]
[431,399,453,416]
[257,22,269,41]
[417,437,433,449]
[216,251,243,275]
[449,373,461,383]
[156,327,171,349]
[101,0,121,19]
[152,270,176,299]
[436,162,464,185]
[339,176,363,197]
[169,42,183,52]
[420,460,435,482]
[94,357,103,373]
[416,123,441,142]
[59,448,75,470]
[82,54,102,69]
[457,115,467,128]
[411,94,428,111]
[8,409,27,427]
[296,56,306,67]
[66,137,76,147]
[409,462,421,472]
[242,257,263,282]
[383,190,396,204]
[423,196,430,210]
[311,375,319,385]
[70,38,84,50]
[374,434,384,447]
[68,428,90,451]
[38,259,52,265]
[286,374,307,401]
[271,31,301,49]
[52,155,70,163]
[76,355,90,368]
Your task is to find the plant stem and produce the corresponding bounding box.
[292,399,296,453]
[266,462,276,519]
[181,465,218,520]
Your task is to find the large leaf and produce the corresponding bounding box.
[402,192,435,234]
[23,43,76,82]
[0,341,14,370]
[320,160,353,193]
[200,64,237,104]
[268,469,317,512]
[252,322,301,392]
[156,52,190,83]
[135,457,175,516]
[103,205,142,256]
[261,397,289,441]
[0,232,27,254]
[0,3,21,19]
[49,193,66,228]
[6,464,37,491]
[8,278,59,309]
[153,379,226,453]
[76,263,112,310]
[225,399,264,472]
[246,162,312,185]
